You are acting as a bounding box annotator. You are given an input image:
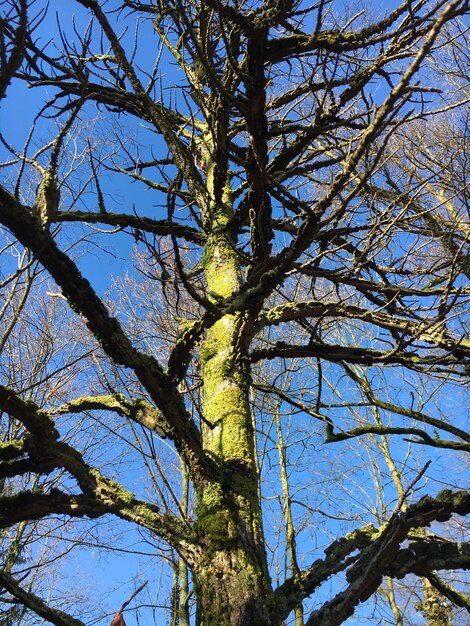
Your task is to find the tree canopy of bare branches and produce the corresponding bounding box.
[0,1,469,625]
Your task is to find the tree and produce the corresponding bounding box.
[0,0,469,624]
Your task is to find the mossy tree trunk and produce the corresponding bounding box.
[191,135,271,625]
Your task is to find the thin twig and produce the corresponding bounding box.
[395,460,431,512]
[118,580,148,614]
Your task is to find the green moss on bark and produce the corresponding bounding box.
[194,187,272,625]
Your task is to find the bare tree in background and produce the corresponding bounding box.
[0,1,469,624]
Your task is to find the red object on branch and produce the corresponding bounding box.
[110,612,126,626]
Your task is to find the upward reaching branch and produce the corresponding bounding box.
[0,187,208,482]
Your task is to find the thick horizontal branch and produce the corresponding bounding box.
[0,490,106,528]
[267,0,469,64]
[54,394,172,438]
[254,379,469,450]
[249,340,465,370]
[257,300,470,359]
[264,0,427,63]
[0,391,199,553]
[0,480,198,554]
[326,425,470,452]
[0,456,60,479]
[293,266,470,299]
[385,539,470,579]
[24,74,183,127]
[341,365,470,443]
[56,211,205,245]
[0,482,197,557]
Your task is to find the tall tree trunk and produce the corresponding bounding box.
[193,178,271,625]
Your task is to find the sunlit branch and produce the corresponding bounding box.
[257,300,470,360]
[53,393,173,438]
[56,211,205,244]
[0,389,199,549]
[249,340,467,371]
[275,489,470,624]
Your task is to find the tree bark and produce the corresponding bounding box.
[194,176,272,624]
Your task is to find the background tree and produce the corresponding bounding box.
[0,1,469,625]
